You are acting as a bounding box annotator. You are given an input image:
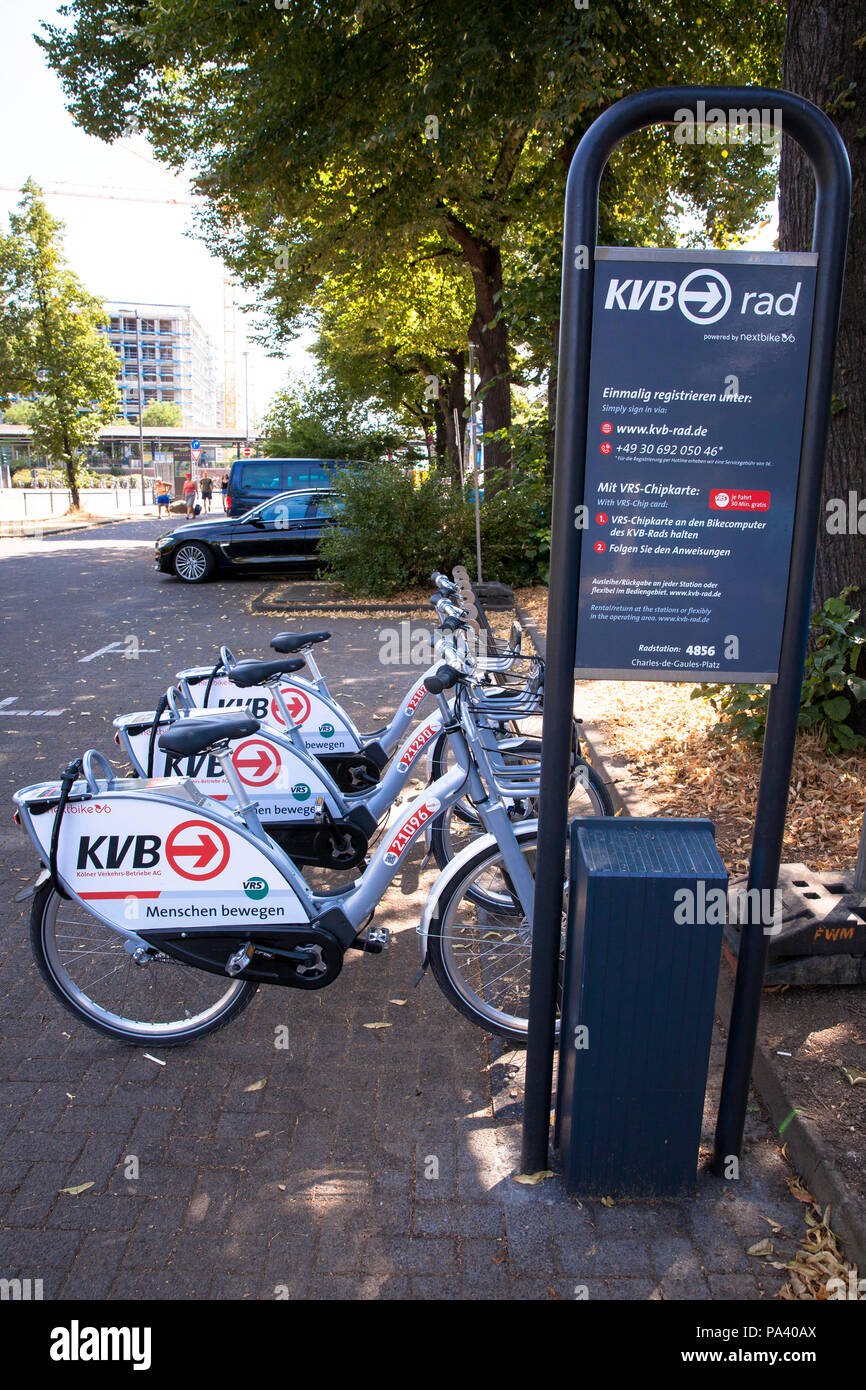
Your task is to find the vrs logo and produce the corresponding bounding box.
[318,723,334,738]
[243,877,269,900]
[603,268,803,326]
[291,783,311,800]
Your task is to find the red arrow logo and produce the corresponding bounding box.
[165,820,230,880]
[232,739,280,787]
[172,835,218,868]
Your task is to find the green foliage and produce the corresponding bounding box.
[12,468,32,487]
[318,459,550,597]
[41,2,786,473]
[2,400,37,424]
[261,374,403,462]
[0,181,120,507]
[694,588,866,752]
[141,401,182,426]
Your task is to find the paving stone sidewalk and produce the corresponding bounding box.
[0,551,815,1300]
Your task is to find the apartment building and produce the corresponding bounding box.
[101,301,222,430]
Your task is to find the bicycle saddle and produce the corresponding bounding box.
[270,631,331,654]
[228,657,306,688]
[157,712,260,758]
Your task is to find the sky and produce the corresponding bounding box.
[0,1,312,428]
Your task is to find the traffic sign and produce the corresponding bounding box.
[165,820,230,880]
[190,438,201,450]
[243,446,252,457]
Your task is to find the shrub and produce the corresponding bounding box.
[319,460,551,597]
[694,587,866,752]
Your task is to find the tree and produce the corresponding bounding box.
[311,244,474,479]
[779,2,865,611]
[42,1,785,492]
[141,401,182,426]
[0,181,119,508]
[1,400,37,425]
[260,374,404,462]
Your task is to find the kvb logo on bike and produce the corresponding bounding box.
[231,739,281,788]
[165,821,231,881]
[383,798,441,865]
[270,687,312,727]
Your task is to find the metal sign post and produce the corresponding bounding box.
[468,342,483,584]
[521,86,850,1178]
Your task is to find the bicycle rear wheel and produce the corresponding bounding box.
[426,829,563,1044]
[29,881,257,1046]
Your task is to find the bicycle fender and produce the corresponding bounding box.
[416,819,539,970]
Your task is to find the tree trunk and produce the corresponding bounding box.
[779,1,865,611]
[443,215,512,492]
[61,429,80,510]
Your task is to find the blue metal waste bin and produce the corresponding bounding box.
[555,817,727,1198]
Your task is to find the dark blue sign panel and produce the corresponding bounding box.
[575,248,817,682]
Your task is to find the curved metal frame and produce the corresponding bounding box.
[523,86,851,1176]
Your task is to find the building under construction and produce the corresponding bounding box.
[101,300,222,430]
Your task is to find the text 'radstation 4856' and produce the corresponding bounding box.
[575,247,818,682]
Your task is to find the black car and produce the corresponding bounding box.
[155,489,336,583]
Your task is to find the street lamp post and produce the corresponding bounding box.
[135,311,146,509]
[243,350,250,446]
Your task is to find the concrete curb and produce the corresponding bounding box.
[515,602,866,1267]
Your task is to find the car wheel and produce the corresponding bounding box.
[173,542,215,583]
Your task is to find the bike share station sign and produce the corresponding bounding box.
[575,248,816,683]
[523,87,850,1194]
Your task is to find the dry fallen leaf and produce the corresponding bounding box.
[363,1022,391,1029]
[389,1000,407,1006]
[512,1170,554,1185]
[841,1065,866,1085]
[601,1196,615,1208]
[747,1238,775,1257]
[60,1181,94,1196]
[244,1079,267,1092]
[786,1176,815,1204]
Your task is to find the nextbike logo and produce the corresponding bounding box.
[398,721,438,773]
[383,798,441,865]
[603,269,803,327]
[243,877,269,900]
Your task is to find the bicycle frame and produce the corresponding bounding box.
[14,694,536,985]
[113,695,444,826]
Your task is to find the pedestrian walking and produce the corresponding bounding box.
[200,474,213,513]
[182,472,197,520]
[156,483,172,519]
[220,473,229,512]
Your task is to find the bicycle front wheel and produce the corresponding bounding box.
[426,829,564,1044]
[29,881,258,1046]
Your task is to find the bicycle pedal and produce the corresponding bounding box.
[360,926,390,954]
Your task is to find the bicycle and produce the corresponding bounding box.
[15,660,575,1047]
